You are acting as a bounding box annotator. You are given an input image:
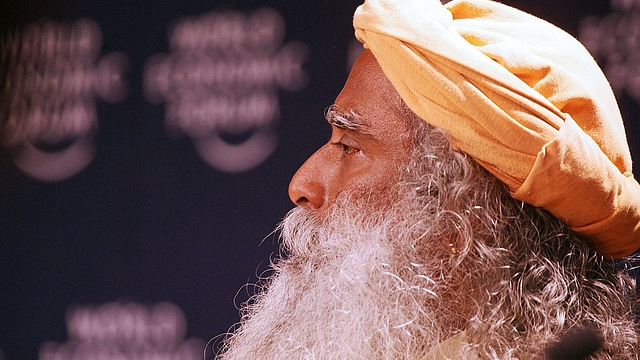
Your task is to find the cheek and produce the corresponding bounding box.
[324,129,414,209]
[331,158,406,208]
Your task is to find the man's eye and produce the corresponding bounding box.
[339,143,359,155]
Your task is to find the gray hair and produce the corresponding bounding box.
[401,111,639,358]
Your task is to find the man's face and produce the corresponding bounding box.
[216,49,484,360]
[288,49,414,213]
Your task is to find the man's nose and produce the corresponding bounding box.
[288,148,327,209]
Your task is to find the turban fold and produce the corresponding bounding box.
[354,0,640,257]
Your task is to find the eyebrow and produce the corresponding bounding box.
[324,105,370,134]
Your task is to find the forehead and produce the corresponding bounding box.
[333,50,412,137]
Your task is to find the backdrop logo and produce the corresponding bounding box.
[39,301,204,360]
[144,8,308,172]
[1,19,128,181]
[579,0,640,101]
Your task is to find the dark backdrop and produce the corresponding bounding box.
[2,0,637,359]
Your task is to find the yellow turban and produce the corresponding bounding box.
[354,0,640,258]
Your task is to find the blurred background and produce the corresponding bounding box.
[1,0,639,358]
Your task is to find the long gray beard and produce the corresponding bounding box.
[215,190,466,360]
[213,122,640,359]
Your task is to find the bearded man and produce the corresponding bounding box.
[214,0,640,358]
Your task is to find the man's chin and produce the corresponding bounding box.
[215,200,459,359]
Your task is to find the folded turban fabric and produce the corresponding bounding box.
[354,0,640,258]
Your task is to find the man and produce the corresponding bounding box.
[214,0,640,358]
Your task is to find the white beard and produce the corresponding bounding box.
[215,190,467,360]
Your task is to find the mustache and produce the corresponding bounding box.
[277,195,401,260]
[276,206,322,257]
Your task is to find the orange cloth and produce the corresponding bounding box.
[422,332,476,359]
[354,0,640,257]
